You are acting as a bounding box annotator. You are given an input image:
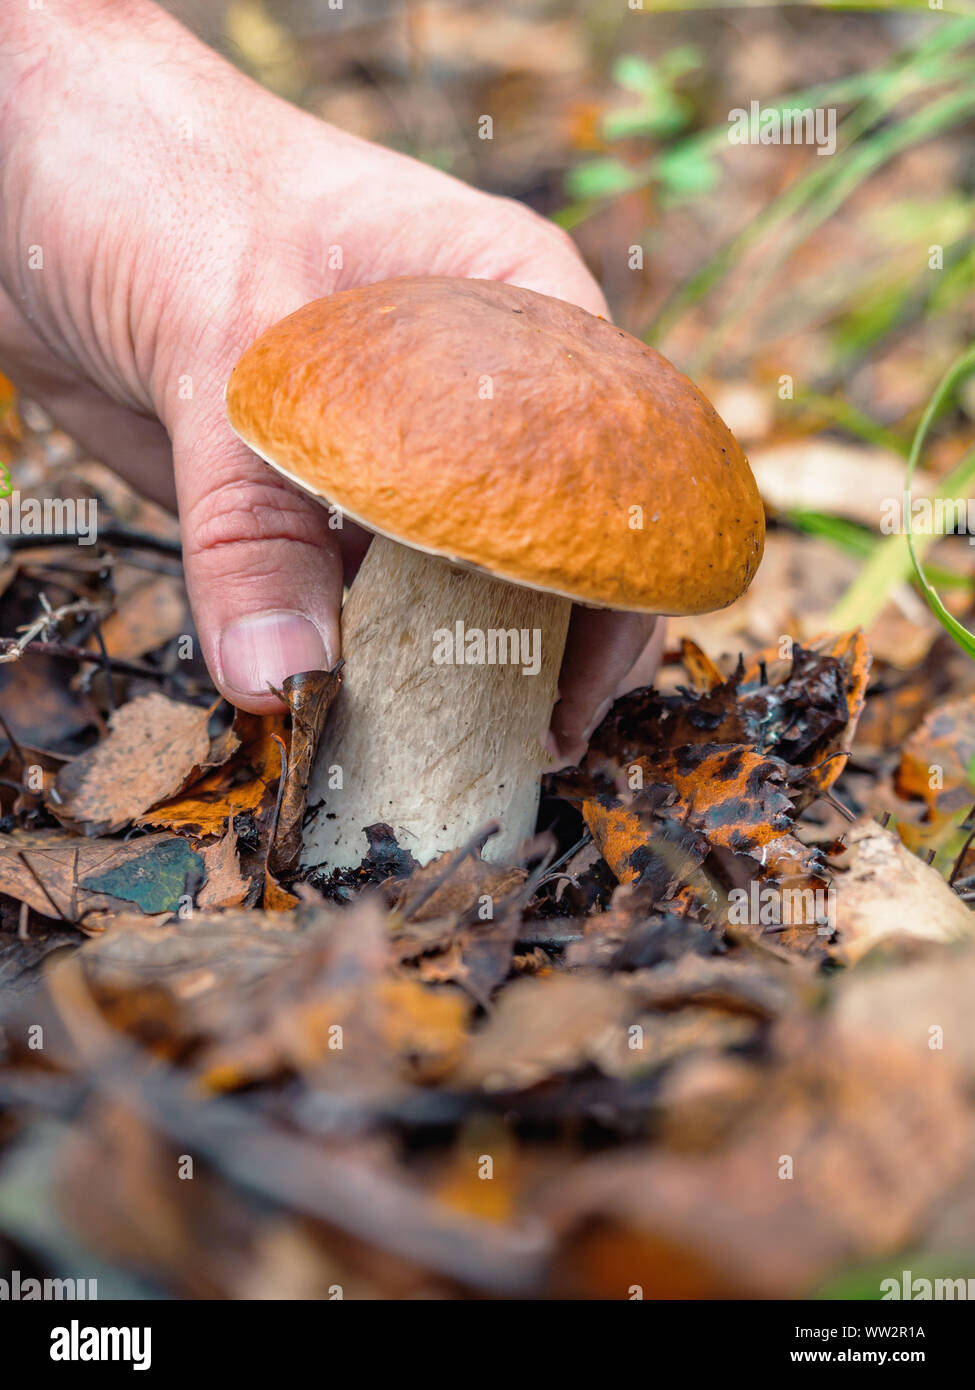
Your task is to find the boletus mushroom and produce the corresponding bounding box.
[226,277,764,868]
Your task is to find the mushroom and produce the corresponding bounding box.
[226,277,764,867]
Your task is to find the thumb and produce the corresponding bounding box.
[173,406,343,713]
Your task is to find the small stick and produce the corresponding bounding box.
[817,788,857,824]
[0,524,182,556]
[0,638,189,684]
[544,830,592,877]
[787,750,851,784]
[0,595,101,663]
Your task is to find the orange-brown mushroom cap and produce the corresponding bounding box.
[225,277,764,614]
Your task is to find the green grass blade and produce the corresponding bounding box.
[828,348,975,632]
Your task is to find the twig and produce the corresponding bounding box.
[515,923,586,950]
[0,523,182,556]
[816,788,857,824]
[0,596,103,664]
[544,830,592,876]
[787,750,852,784]
[0,637,193,685]
[518,834,562,904]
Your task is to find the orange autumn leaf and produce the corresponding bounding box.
[582,798,649,886]
[140,711,287,835]
[636,746,795,856]
[895,694,975,816]
[679,637,724,693]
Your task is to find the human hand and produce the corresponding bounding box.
[0,0,660,760]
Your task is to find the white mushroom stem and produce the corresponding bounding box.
[302,533,571,869]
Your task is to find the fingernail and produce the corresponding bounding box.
[220,611,327,696]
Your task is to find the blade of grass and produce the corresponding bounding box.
[790,391,911,455]
[903,346,975,658]
[789,509,973,591]
[554,64,905,229]
[828,347,975,632]
[558,21,975,238]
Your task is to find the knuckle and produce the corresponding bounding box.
[182,475,325,560]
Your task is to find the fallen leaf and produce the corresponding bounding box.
[49,693,213,833]
[197,822,251,910]
[542,1020,970,1298]
[268,667,342,876]
[0,829,203,927]
[749,439,932,526]
[96,573,187,661]
[140,711,286,835]
[678,637,724,693]
[895,694,975,816]
[830,818,974,965]
[833,945,975,1080]
[393,852,526,923]
[454,973,630,1091]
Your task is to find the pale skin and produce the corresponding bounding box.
[0,0,662,763]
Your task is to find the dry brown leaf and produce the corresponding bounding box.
[455,973,630,1091]
[49,693,212,833]
[394,852,526,923]
[749,439,933,526]
[0,828,203,925]
[197,822,251,910]
[678,637,724,693]
[79,908,307,1042]
[263,868,300,912]
[268,668,342,876]
[96,573,187,661]
[895,694,975,816]
[833,945,975,1081]
[830,818,974,965]
[542,1020,971,1298]
[193,897,468,1092]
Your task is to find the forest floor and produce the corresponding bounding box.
[1,1,974,1298]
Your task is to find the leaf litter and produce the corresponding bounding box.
[1,386,975,1300]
